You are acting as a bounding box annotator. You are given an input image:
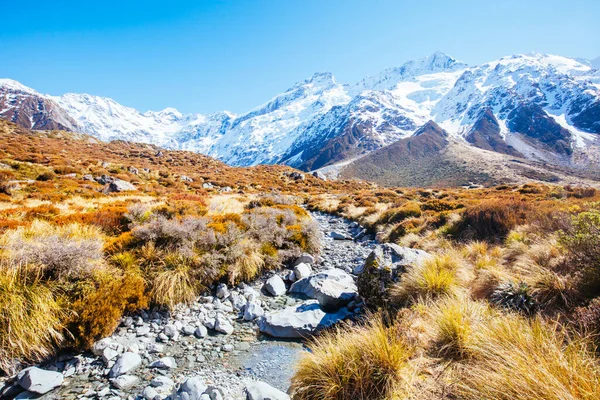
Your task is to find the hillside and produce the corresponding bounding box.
[1,119,600,399]
[337,121,600,187]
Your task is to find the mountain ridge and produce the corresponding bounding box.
[1,52,599,178]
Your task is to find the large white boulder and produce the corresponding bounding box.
[289,269,357,311]
[17,367,63,394]
[258,300,352,339]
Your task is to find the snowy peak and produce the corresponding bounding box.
[1,51,599,174]
[355,52,468,92]
[592,56,600,70]
[0,79,40,94]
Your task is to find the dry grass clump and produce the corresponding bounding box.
[150,253,201,309]
[427,294,491,359]
[453,198,534,242]
[1,220,105,280]
[455,314,600,400]
[390,254,461,306]
[290,316,415,400]
[0,262,65,374]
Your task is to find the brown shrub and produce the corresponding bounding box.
[454,198,534,242]
[69,270,148,348]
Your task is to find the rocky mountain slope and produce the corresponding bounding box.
[1,52,599,177]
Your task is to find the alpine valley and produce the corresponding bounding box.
[2,52,600,186]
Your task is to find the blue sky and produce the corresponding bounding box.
[1,0,599,114]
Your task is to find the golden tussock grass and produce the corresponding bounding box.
[150,255,200,309]
[390,254,462,306]
[0,262,65,373]
[227,239,266,285]
[290,315,415,400]
[456,314,600,400]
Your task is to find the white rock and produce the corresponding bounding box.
[264,275,286,296]
[109,352,142,378]
[258,300,351,339]
[163,324,178,338]
[102,345,122,363]
[92,338,115,356]
[290,269,357,310]
[142,386,160,400]
[194,326,208,338]
[150,356,177,369]
[172,377,208,400]
[214,315,234,335]
[112,374,139,390]
[17,367,64,395]
[245,381,290,400]
[243,303,264,321]
[293,263,312,280]
[147,343,165,353]
[182,325,196,336]
[330,231,350,240]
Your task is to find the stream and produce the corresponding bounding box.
[2,211,376,400]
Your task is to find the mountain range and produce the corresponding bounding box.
[1,52,600,186]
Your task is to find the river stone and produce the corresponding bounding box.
[142,386,160,400]
[293,263,312,281]
[289,269,357,310]
[214,315,234,335]
[194,325,208,338]
[243,302,265,321]
[112,374,139,390]
[356,243,432,308]
[264,275,286,296]
[109,352,142,378]
[150,356,177,369]
[92,337,115,356]
[17,367,63,394]
[173,377,208,400]
[245,381,291,400]
[258,300,352,338]
[330,231,350,240]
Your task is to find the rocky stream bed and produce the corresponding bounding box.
[0,212,381,400]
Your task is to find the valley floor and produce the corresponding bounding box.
[1,211,374,400]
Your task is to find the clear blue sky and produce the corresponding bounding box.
[1,0,599,114]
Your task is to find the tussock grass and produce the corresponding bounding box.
[291,316,415,400]
[0,262,65,374]
[150,254,201,309]
[456,314,600,400]
[391,254,461,305]
[228,239,265,285]
[427,294,491,359]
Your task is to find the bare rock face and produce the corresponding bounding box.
[0,83,78,131]
[357,243,432,309]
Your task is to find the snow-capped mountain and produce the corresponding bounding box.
[1,52,599,173]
